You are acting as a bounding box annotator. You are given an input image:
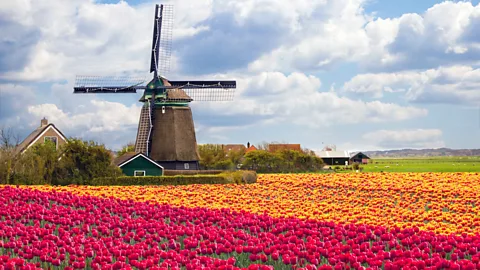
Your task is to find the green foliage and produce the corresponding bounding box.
[242,149,323,173]
[212,159,235,170]
[198,144,228,169]
[0,149,15,184]
[352,162,361,170]
[117,142,135,157]
[1,137,121,185]
[91,172,256,186]
[22,141,58,184]
[198,143,323,173]
[219,170,257,184]
[163,169,225,176]
[53,138,122,185]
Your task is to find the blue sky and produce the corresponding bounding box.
[1,0,480,152]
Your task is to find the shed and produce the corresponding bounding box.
[349,152,371,164]
[114,152,164,177]
[316,151,350,166]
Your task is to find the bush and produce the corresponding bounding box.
[352,162,361,170]
[219,170,257,184]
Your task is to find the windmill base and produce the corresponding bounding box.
[155,160,200,170]
[139,105,200,170]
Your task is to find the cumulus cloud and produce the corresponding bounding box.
[361,129,446,149]
[2,0,480,82]
[249,1,480,73]
[191,71,428,130]
[342,65,480,105]
[246,0,372,73]
[361,1,480,71]
[6,0,477,150]
[27,100,141,133]
[0,0,221,82]
[24,100,141,149]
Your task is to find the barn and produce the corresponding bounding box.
[316,151,350,166]
[349,152,371,164]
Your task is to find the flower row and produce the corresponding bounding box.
[28,172,480,235]
[1,186,480,269]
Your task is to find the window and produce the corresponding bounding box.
[184,163,190,170]
[134,170,146,177]
[44,136,58,148]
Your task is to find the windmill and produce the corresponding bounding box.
[73,4,236,170]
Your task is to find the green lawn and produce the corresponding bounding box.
[359,156,480,172]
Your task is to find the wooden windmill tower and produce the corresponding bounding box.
[73,4,236,170]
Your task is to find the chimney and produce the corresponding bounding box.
[247,142,250,148]
[40,117,48,127]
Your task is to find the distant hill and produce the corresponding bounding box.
[363,148,480,158]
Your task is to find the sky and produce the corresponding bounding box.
[1,0,480,152]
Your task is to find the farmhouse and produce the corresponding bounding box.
[349,152,371,164]
[316,151,350,166]
[14,118,67,155]
[114,152,164,177]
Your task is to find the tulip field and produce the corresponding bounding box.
[2,173,480,269]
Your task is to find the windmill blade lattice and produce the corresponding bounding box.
[158,4,173,77]
[178,88,235,101]
[73,75,147,93]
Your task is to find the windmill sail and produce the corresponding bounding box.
[73,75,147,93]
[150,4,173,76]
[73,3,237,170]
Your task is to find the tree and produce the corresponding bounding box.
[242,148,324,173]
[53,138,122,185]
[0,126,20,150]
[117,142,135,157]
[198,144,226,170]
[242,150,283,173]
[225,147,245,169]
[0,126,21,184]
[32,140,58,184]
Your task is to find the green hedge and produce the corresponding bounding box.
[163,169,224,176]
[90,171,257,186]
[89,175,230,186]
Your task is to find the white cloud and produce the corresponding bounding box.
[248,1,480,73]
[360,1,480,71]
[0,0,218,82]
[192,71,427,129]
[247,0,372,73]
[2,0,480,83]
[27,100,141,135]
[5,0,480,150]
[361,129,446,149]
[342,65,480,105]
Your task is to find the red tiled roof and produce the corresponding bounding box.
[223,144,246,152]
[268,144,301,152]
[246,145,257,153]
